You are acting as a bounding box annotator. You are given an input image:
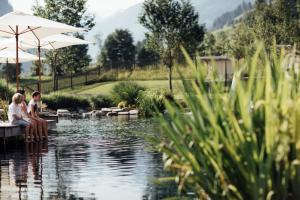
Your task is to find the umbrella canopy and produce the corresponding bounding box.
[22,34,93,50]
[0,11,84,90]
[0,34,93,50]
[0,37,33,51]
[0,11,84,39]
[0,49,42,63]
[0,34,92,92]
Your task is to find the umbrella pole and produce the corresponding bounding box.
[6,58,8,89]
[16,25,19,90]
[38,43,42,93]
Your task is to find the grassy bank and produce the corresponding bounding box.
[18,65,193,95]
[100,65,194,81]
[56,80,185,98]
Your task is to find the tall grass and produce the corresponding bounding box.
[156,45,300,199]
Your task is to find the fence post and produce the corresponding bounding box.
[70,70,73,89]
[53,53,57,91]
[85,69,88,85]
[53,64,56,91]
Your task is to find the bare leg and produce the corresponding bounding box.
[40,119,48,139]
[36,119,43,139]
[29,124,34,142]
[33,120,40,141]
[32,121,39,141]
[25,126,30,142]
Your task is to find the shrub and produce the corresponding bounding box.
[0,79,14,101]
[137,89,172,117]
[43,93,90,110]
[111,82,145,106]
[90,94,114,109]
[0,99,8,121]
[156,46,300,199]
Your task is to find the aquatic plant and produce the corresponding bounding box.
[137,89,172,117]
[90,94,114,109]
[111,81,145,106]
[43,93,90,110]
[157,45,300,199]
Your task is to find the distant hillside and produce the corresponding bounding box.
[212,1,253,30]
[87,0,254,60]
[0,0,13,16]
[193,0,253,29]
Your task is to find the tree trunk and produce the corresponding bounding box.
[168,65,173,93]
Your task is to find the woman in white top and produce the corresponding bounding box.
[8,93,34,142]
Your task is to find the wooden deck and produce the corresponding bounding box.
[0,120,57,143]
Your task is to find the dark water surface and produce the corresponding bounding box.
[0,117,177,200]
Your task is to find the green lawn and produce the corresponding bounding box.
[57,80,185,98]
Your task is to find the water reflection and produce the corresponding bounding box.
[0,118,177,199]
[0,141,48,199]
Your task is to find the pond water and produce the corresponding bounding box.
[0,117,177,200]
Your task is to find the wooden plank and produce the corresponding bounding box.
[0,123,23,138]
[40,112,59,123]
[0,120,57,140]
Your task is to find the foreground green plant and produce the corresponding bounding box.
[157,45,300,199]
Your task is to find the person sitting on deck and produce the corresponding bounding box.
[8,93,34,142]
[28,91,48,140]
[17,89,42,141]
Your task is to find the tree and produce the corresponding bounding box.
[139,0,205,92]
[228,24,256,61]
[214,31,230,56]
[198,33,217,56]
[100,29,136,70]
[136,40,160,67]
[1,63,22,82]
[32,0,95,75]
[246,0,300,47]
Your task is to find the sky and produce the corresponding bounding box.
[8,0,143,19]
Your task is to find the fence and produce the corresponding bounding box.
[23,67,101,94]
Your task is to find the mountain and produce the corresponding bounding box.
[87,0,254,60]
[193,0,253,29]
[0,0,13,16]
[212,1,253,30]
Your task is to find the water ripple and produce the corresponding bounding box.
[0,117,176,199]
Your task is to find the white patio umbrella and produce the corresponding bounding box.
[0,11,84,89]
[0,49,41,63]
[0,37,33,51]
[23,34,94,50]
[0,34,92,91]
[0,49,43,88]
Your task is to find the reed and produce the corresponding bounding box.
[157,44,300,199]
